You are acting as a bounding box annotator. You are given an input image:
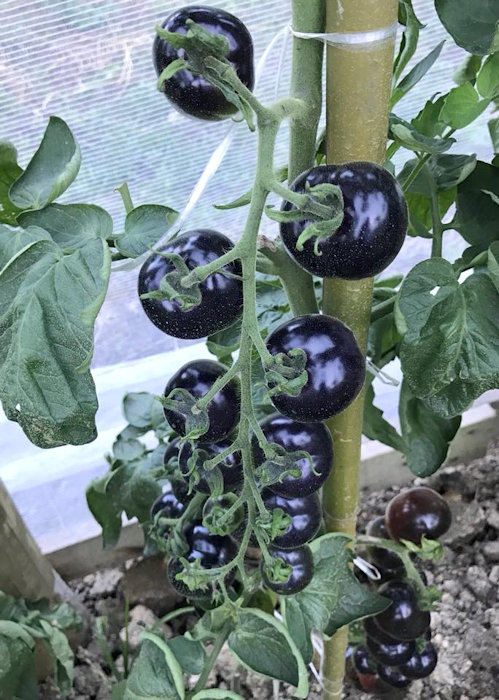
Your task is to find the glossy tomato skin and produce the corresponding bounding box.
[366,516,405,577]
[138,230,242,339]
[265,314,365,422]
[353,646,377,675]
[151,485,185,519]
[399,642,438,679]
[280,163,408,279]
[178,440,242,494]
[168,523,237,598]
[153,5,254,121]
[253,414,333,498]
[366,634,415,666]
[377,665,412,689]
[385,487,452,545]
[163,359,240,442]
[373,581,431,641]
[262,545,314,595]
[263,490,322,549]
[363,616,401,645]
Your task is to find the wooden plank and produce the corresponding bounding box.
[0,479,63,599]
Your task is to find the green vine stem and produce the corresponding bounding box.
[321,2,399,699]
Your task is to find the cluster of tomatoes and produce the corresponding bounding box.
[350,487,452,692]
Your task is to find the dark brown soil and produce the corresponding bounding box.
[41,440,499,699]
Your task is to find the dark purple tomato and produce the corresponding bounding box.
[138,230,243,340]
[163,438,180,470]
[280,162,408,279]
[151,485,185,519]
[366,516,405,576]
[265,314,365,422]
[170,477,192,505]
[168,523,237,598]
[178,440,242,494]
[353,646,377,675]
[153,5,254,121]
[163,359,240,442]
[364,616,400,645]
[262,545,314,595]
[262,490,322,549]
[373,581,431,641]
[399,642,438,679]
[377,665,412,689]
[385,487,452,545]
[253,414,333,498]
[366,634,415,666]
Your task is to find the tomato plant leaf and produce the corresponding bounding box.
[18,203,113,249]
[0,228,110,447]
[488,241,499,292]
[476,53,499,98]
[282,534,389,664]
[123,636,184,700]
[489,118,499,154]
[115,205,178,258]
[38,620,74,694]
[439,83,490,130]
[435,0,499,56]
[455,161,499,250]
[411,95,447,138]
[389,114,455,154]
[453,54,483,86]
[122,392,157,429]
[9,117,81,211]
[228,608,308,697]
[363,377,407,454]
[391,41,444,107]
[167,635,205,675]
[397,259,499,417]
[393,0,424,83]
[399,381,461,477]
[0,635,36,700]
[192,692,245,700]
[0,141,23,225]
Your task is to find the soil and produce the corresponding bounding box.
[40,440,499,699]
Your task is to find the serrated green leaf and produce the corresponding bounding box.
[0,622,35,648]
[214,189,252,210]
[116,205,178,258]
[389,114,454,154]
[228,608,308,697]
[397,259,499,417]
[281,534,389,664]
[439,83,489,130]
[123,637,184,700]
[488,241,499,292]
[455,161,499,250]
[411,95,447,138]
[392,41,444,106]
[363,377,406,454]
[0,635,36,700]
[0,229,110,447]
[19,203,113,249]
[0,141,23,224]
[435,0,499,55]
[9,117,81,211]
[399,380,461,476]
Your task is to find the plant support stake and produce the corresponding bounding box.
[321,2,399,698]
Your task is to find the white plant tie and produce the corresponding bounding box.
[366,358,400,387]
[353,555,382,581]
[291,23,399,47]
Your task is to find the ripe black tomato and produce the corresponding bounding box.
[363,616,400,645]
[163,359,240,442]
[265,314,365,422]
[253,414,333,498]
[377,664,412,689]
[168,523,237,598]
[385,487,452,545]
[280,162,408,279]
[399,642,438,679]
[366,516,405,577]
[178,440,242,494]
[150,485,185,519]
[366,634,415,666]
[153,5,254,121]
[138,230,242,340]
[352,646,376,675]
[373,580,431,641]
[262,545,314,595]
[262,490,322,549]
